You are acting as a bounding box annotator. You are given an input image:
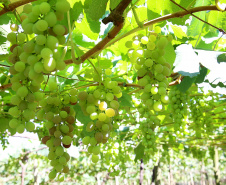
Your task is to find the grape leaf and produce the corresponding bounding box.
[118,92,133,107]
[87,0,108,21]
[173,44,200,77]
[195,67,208,84]
[134,142,145,162]
[217,53,226,63]
[177,76,197,93]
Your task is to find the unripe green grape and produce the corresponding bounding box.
[110,100,119,109]
[86,105,95,114]
[13,46,23,56]
[34,44,44,54]
[91,154,99,163]
[16,124,25,133]
[10,24,18,32]
[27,55,37,65]
[17,86,28,98]
[23,109,35,120]
[56,0,70,13]
[92,146,100,155]
[69,88,77,96]
[55,163,63,172]
[132,40,140,48]
[106,93,114,101]
[55,146,64,156]
[46,36,59,50]
[137,68,147,77]
[35,20,48,31]
[60,125,69,134]
[162,66,170,76]
[90,137,97,146]
[18,100,28,111]
[86,121,95,132]
[125,40,132,48]
[33,62,43,73]
[105,68,112,75]
[95,132,103,143]
[41,48,53,59]
[44,12,57,27]
[27,12,39,22]
[46,112,54,121]
[53,24,65,36]
[9,119,19,129]
[23,4,32,13]
[17,33,26,44]
[23,41,35,53]
[138,78,148,86]
[78,91,88,101]
[145,59,153,67]
[39,2,50,14]
[155,73,165,81]
[154,26,161,33]
[23,23,34,34]
[7,32,17,44]
[11,95,21,105]
[146,99,154,107]
[112,86,121,94]
[141,36,148,44]
[59,156,67,165]
[48,80,57,91]
[98,113,106,121]
[147,42,156,50]
[102,124,109,132]
[59,111,67,118]
[43,58,56,72]
[82,136,90,145]
[149,34,157,42]
[62,136,72,145]
[11,81,22,92]
[144,84,152,92]
[157,37,168,49]
[153,101,162,111]
[151,86,158,94]
[8,106,20,117]
[36,35,46,45]
[158,87,166,95]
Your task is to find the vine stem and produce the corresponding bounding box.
[0,0,38,16]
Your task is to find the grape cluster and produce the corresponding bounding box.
[139,119,158,155]
[78,78,121,163]
[7,1,70,133]
[169,87,189,131]
[39,93,77,180]
[126,27,172,113]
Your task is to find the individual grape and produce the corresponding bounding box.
[138,78,148,86]
[35,20,48,31]
[36,35,46,45]
[93,89,101,99]
[151,86,158,94]
[106,93,114,101]
[44,12,57,27]
[137,68,147,77]
[25,122,35,131]
[162,66,170,76]
[23,4,32,13]
[112,86,121,94]
[86,105,96,114]
[147,42,156,50]
[102,124,109,132]
[58,156,67,165]
[7,32,17,44]
[125,40,132,48]
[60,125,69,134]
[155,73,165,81]
[55,146,64,156]
[66,115,75,124]
[82,136,90,145]
[32,5,40,15]
[154,26,161,33]
[145,59,153,68]
[59,111,67,119]
[28,12,39,22]
[16,86,28,98]
[158,87,166,95]
[23,23,34,34]
[110,100,119,109]
[9,119,19,129]
[41,48,53,59]
[46,112,54,121]
[149,34,157,42]
[54,130,61,138]
[91,154,99,163]
[98,113,106,121]
[16,124,25,133]
[62,136,72,145]
[92,146,100,155]
[55,163,63,172]
[33,62,43,73]
[78,91,88,101]
[49,170,57,180]
[11,82,22,92]
[17,33,26,44]
[141,36,148,44]
[95,132,103,143]
[10,24,18,32]
[43,58,56,72]
[157,37,168,49]
[153,101,162,111]
[53,24,65,36]
[39,2,51,14]
[90,137,97,146]
[105,69,112,75]
[86,121,95,132]
[63,166,69,173]
[56,0,71,13]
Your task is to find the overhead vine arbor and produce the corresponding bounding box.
[0,0,226,184]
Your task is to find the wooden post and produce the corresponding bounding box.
[139,159,144,185]
[213,147,221,185]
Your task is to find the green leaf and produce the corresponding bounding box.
[75,14,100,40]
[118,92,133,107]
[177,76,197,93]
[195,67,208,83]
[170,25,187,39]
[110,0,121,10]
[187,0,211,36]
[97,59,113,69]
[119,126,129,140]
[217,53,226,63]
[164,42,176,67]
[134,142,145,162]
[87,0,108,21]
[0,14,10,25]
[71,1,84,22]
[207,11,226,32]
